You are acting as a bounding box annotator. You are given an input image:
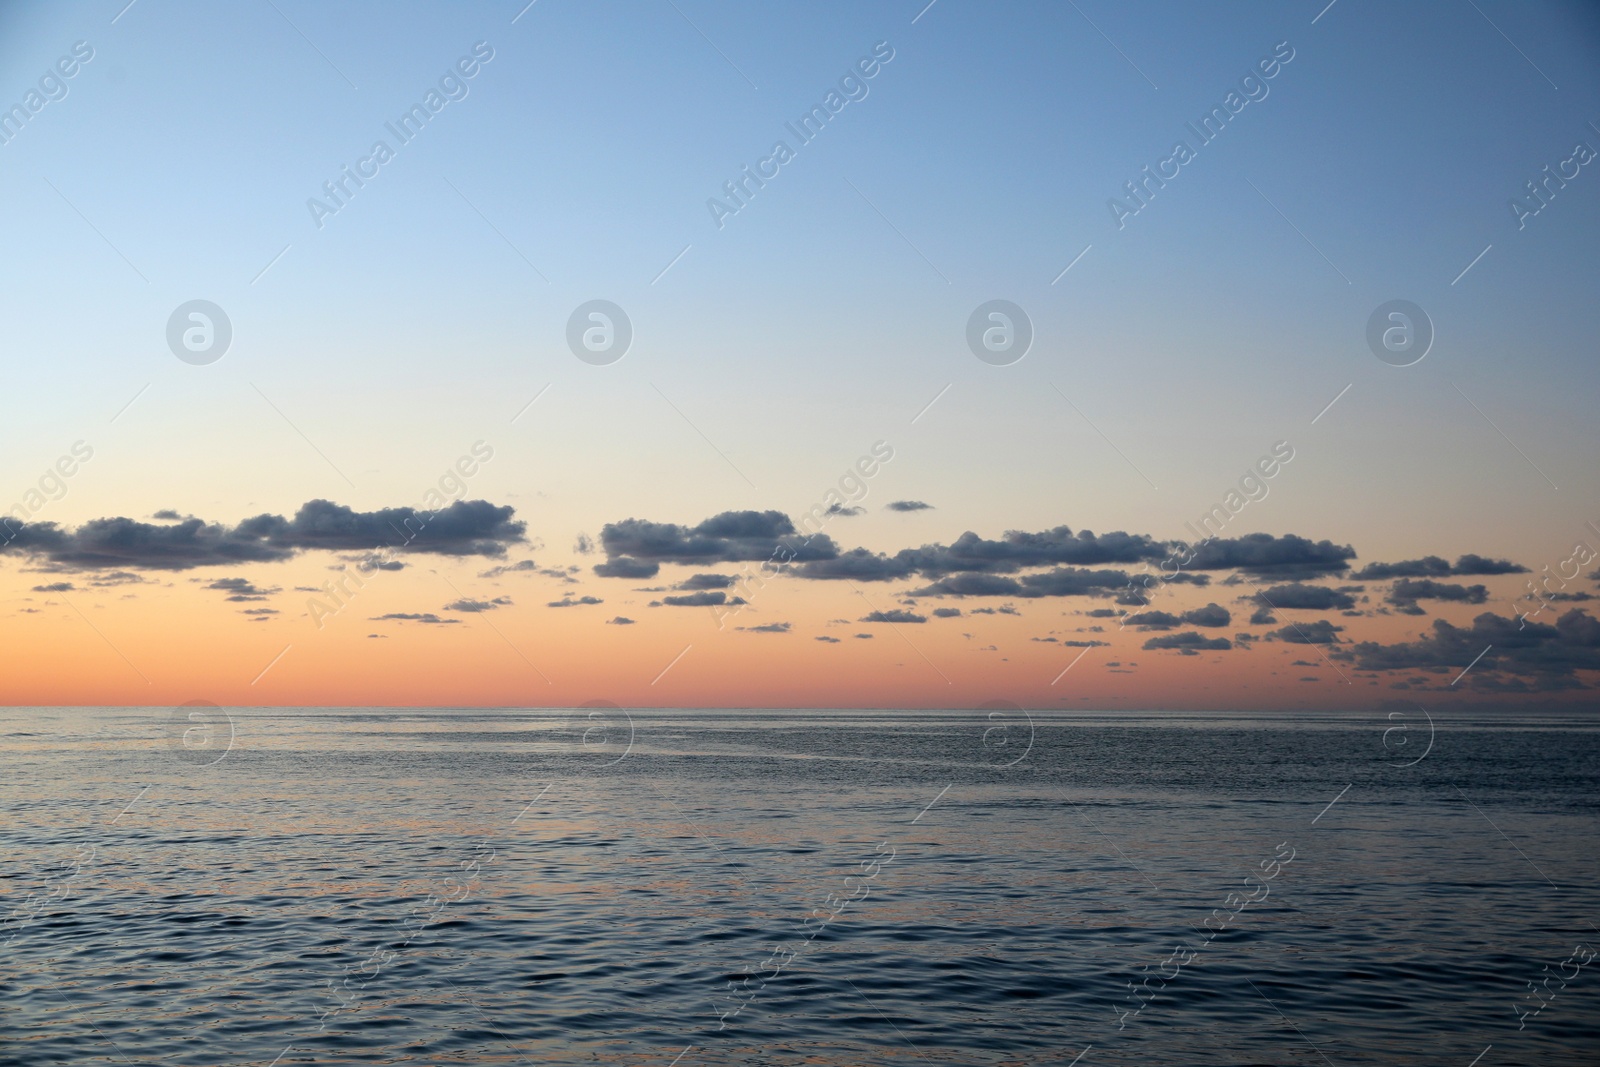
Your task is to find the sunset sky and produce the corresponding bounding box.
[2,0,1598,708]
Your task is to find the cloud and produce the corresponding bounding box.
[738,622,792,633]
[1143,632,1231,653]
[88,571,146,586]
[1268,619,1345,644]
[886,500,933,512]
[371,613,459,624]
[792,548,914,581]
[1340,609,1600,689]
[479,559,539,578]
[912,567,1136,599]
[659,591,747,607]
[240,607,279,616]
[911,572,1026,597]
[860,609,926,624]
[595,511,838,581]
[601,516,1172,586]
[607,616,635,625]
[893,527,1166,578]
[676,573,735,590]
[969,605,1020,615]
[815,635,841,643]
[1249,607,1277,625]
[548,596,603,608]
[594,517,1367,599]
[1184,534,1356,579]
[854,633,873,639]
[151,509,183,520]
[205,576,282,602]
[1125,610,1182,631]
[1353,554,1527,579]
[931,607,962,618]
[446,596,513,612]
[1183,603,1232,627]
[1386,579,1489,612]
[825,503,865,517]
[1254,583,1358,612]
[32,582,74,592]
[3,499,525,572]
[594,557,661,579]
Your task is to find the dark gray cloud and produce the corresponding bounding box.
[594,557,661,579]
[1353,553,1527,579]
[1126,610,1182,631]
[205,577,280,601]
[1268,619,1345,644]
[815,635,841,643]
[479,559,538,578]
[1340,609,1600,690]
[792,548,914,581]
[895,528,1166,578]
[446,596,513,612]
[602,516,1171,586]
[886,500,933,512]
[32,582,74,592]
[88,571,146,586]
[825,503,865,517]
[739,622,792,633]
[931,607,961,618]
[1183,603,1232,628]
[1386,579,1488,612]
[1143,632,1231,653]
[3,499,524,572]
[1183,534,1355,579]
[912,567,1136,599]
[548,596,603,608]
[1253,583,1358,612]
[1249,607,1277,625]
[677,573,736,590]
[911,573,1028,597]
[607,616,635,625]
[658,591,747,607]
[241,607,278,616]
[371,613,459,624]
[860,609,926,624]
[594,511,838,579]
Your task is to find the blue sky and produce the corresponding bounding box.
[2,0,1598,706]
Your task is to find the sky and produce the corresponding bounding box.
[2,0,1598,710]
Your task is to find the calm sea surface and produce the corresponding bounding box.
[2,707,1598,1065]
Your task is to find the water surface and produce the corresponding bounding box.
[2,707,1597,1065]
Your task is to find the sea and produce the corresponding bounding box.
[2,706,1597,1065]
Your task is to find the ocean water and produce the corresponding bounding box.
[2,707,1598,1066]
